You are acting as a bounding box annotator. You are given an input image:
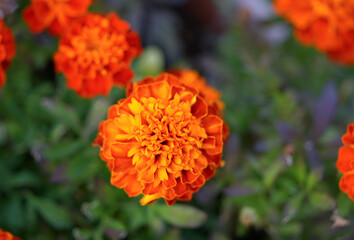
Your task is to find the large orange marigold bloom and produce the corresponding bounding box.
[337,123,354,200]
[53,13,142,98]
[274,0,354,65]
[0,19,15,88]
[0,229,21,240]
[94,73,228,206]
[23,0,92,36]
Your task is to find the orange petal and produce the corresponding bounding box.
[202,115,223,135]
[124,175,144,197]
[140,194,160,206]
[162,172,177,189]
[181,170,200,184]
[336,146,354,174]
[202,166,216,181]
[339,170,354,200]
[202,137,216,149]
[191,96,208,119]
[165,199,177,206]
[342,124,354,145]
[191,175,205,188]
[111,142,140,158]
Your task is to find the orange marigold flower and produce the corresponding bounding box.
[0,229,21,240]
[93,73,228,206]
[337,123,354,200]
[0,18,15,88]
[274,0,354,65]
[53,13,142,98]
[23,0,92,36]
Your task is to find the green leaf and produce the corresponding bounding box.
[309,191,334,211]
[83,98,110,139]
[10,171,41,188]
[102,218,127,239]
[42,100,81,134]
[81,200,103,222]
[305,172,320,192]
[264,161,284,189]
[162,229,181,240]
[67,148,100,183]
[153,204,207,228]
[337,193,353,217]
[4,196,25,231]
[73,228,94,240]
[45,140,85,162]
[27,194,73,230]
[278,223,302,237]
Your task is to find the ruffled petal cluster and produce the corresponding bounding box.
[0,229,21,240]
[23,0,92,36]
[94,72,228,206]
[0,18,15,87]
[337,123,354,200]
[54,13,142,98]
[274,0,354,65]
[168,69,225,116]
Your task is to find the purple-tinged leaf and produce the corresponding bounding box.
[276,121,298,144]
[0,0,18,18]
[310,82,338,142]
[304,140,323,173]
[104,228,127,240]
[223,186,255,197]
[50,164,68,184]
[103,218,127,239]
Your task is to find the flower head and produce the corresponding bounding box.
[274,0,354,65]
[337,123,354,200]
[54,13,142,98]
[23,0,92,36]
[0,229,21,240]
[94,72,228,206]
[0,18,15,87]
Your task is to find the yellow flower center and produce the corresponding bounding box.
[124,93,208,182]
[63,20,127,74]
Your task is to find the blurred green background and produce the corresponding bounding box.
[0,0,354,239]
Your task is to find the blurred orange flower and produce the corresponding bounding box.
[274,0,354,65]
[54,13,142,98]
[337,123,354,200]
[23,0,92,36]
[0,229,21,240]
[94,72,228,206]
[0,18,15,88]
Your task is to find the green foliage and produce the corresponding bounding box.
[1,0,354,240]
